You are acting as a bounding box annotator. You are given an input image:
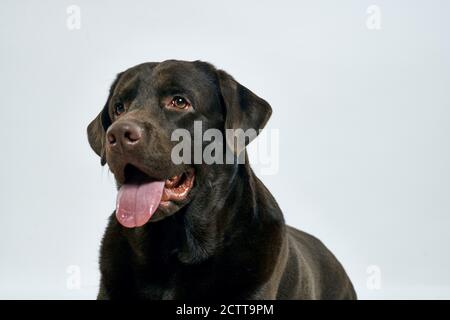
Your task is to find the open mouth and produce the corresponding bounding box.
[116,164,195,228]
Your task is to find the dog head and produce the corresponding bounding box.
[87,60,271,227]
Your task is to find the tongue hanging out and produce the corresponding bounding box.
[114,165,195,228]
[116,180,165,228]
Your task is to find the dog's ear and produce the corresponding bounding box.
[216,69,272,154]
[87,73,121,165]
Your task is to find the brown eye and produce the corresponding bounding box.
[170,96,190,110]
[114,102,125,116]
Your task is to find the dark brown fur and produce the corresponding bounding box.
[87,60,356,300]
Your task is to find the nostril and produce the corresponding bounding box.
[124,128,142,143]
[107,122,142,147]
[107,132,116,145]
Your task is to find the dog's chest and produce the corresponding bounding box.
[136,282,177,299]
[131,262,219,299]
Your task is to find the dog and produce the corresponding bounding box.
[87,60,356,299]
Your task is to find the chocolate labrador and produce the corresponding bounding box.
[87,60,356,299]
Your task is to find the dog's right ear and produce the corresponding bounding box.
[87,73,122,166]
[216,69,272,155]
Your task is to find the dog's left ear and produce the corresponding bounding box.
[87,108,108,166]
[87,73,121,166]
[216,69,272,153]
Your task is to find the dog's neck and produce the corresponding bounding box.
[122,162,284,271]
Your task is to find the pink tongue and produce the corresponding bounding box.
[116,181,165,228]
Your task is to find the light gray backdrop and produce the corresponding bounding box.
[1,0,449,299]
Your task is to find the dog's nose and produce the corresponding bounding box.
[106,121,143,148]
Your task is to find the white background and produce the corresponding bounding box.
[1,0,449,299]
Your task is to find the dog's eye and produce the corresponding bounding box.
[114,102,125,116]
[170,96,190,110]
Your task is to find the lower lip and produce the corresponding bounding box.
[159,200,171,207]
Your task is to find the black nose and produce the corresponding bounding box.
[106,121,143,148]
